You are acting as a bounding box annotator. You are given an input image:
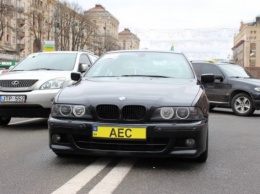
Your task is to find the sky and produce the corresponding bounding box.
[67,0,260,60]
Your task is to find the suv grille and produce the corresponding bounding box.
[96,105,146,121]
[0,80,38,88]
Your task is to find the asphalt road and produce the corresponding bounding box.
[0,108,260,194]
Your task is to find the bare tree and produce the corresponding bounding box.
[106,36,121,51]
[26,1,56,52]
[0,0,15,42]
[57,0,99,52]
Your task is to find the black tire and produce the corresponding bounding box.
[231,93,255,116]
[209,105,215,111]
[0,117,11,126]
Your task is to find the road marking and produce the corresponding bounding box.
[89,158,137,194]
[51,158,112,194]
[9,118,45,125]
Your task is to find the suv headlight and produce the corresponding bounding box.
[151,107,204,121]
[40,78,66,89]
[51,104,92,119]
[254,87,260,92]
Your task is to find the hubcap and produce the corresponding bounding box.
[234,96,251,113]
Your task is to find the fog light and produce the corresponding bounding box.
[185,138,196,148]
[52,134,61,143]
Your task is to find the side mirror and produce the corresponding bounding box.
[215,75,224,82]
[79,63,91,72]
[9,66,14,71]
[201,74,215,83]
[71,72,81,81]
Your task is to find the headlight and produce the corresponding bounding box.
[73,105,85,117]
[254,87,260,92]
[40,78,65,89]
[176,107,189,119]
[51,104,92,119]
[151,107,204,121]
[60,105,72,116]
[160,107,175,119]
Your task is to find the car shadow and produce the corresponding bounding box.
[3,118,48,131]
[210,108,260,117]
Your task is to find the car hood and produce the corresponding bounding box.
[57,77,201,107]
[0,71,72,80]
[230,78,260,86]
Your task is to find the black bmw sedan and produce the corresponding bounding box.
[48,50,214,162]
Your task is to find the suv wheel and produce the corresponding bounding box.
[231,93,255,116]
[0,117,11,126]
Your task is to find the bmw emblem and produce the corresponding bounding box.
[119,96,127,101]
[11,80,20,86]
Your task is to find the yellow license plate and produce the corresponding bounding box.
[92,126,146,140]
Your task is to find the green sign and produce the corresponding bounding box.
[43,40,55,52]
[0,61,16,66]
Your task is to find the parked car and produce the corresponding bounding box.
[0,51,98,126]
[191,61,260,116]
[48,50,214,162]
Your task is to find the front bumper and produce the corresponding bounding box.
[49,117,208,158]
[252,92,260,110]
[0,89,59,117]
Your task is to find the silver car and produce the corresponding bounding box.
[0,51,98,126]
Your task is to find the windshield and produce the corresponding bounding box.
[219,64,254,78]
[12,53,77,71]
[85,52,194,79]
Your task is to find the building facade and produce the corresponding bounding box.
[84,4,140,55]
[1,2,140,66]
[232,15,260,77]
[84,4,120,55]
[0,0,100,66]
[118,28,140,50]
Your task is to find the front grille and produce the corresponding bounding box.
[0,80,38,88]
[96,105,146,121]
[73,135,169,152]
[122,105,146,121]
[96,105,119,120]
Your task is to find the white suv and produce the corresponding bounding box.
[0,51,98,126]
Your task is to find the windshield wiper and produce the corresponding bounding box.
[28,68,59,71]
[230,76,250,78]
[12,70,24,71]
[121,75,172,78]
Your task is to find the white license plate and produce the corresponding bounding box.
[0,95,26,103]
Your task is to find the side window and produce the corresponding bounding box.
[89,55,98,63]
[79,54,91,64]
[201,64,222,75]
[192,63,202,77]
[201,64,224,82]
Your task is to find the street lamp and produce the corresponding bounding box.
[102,11,110,54]
[54,0,60,51]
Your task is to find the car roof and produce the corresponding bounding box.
[105,50,183,55]
[191,60,234,66]
[33,51,96,55]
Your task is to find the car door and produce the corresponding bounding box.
[200,64,231,103]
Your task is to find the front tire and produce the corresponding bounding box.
[231,93,255,116]
[0,117,11,126]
